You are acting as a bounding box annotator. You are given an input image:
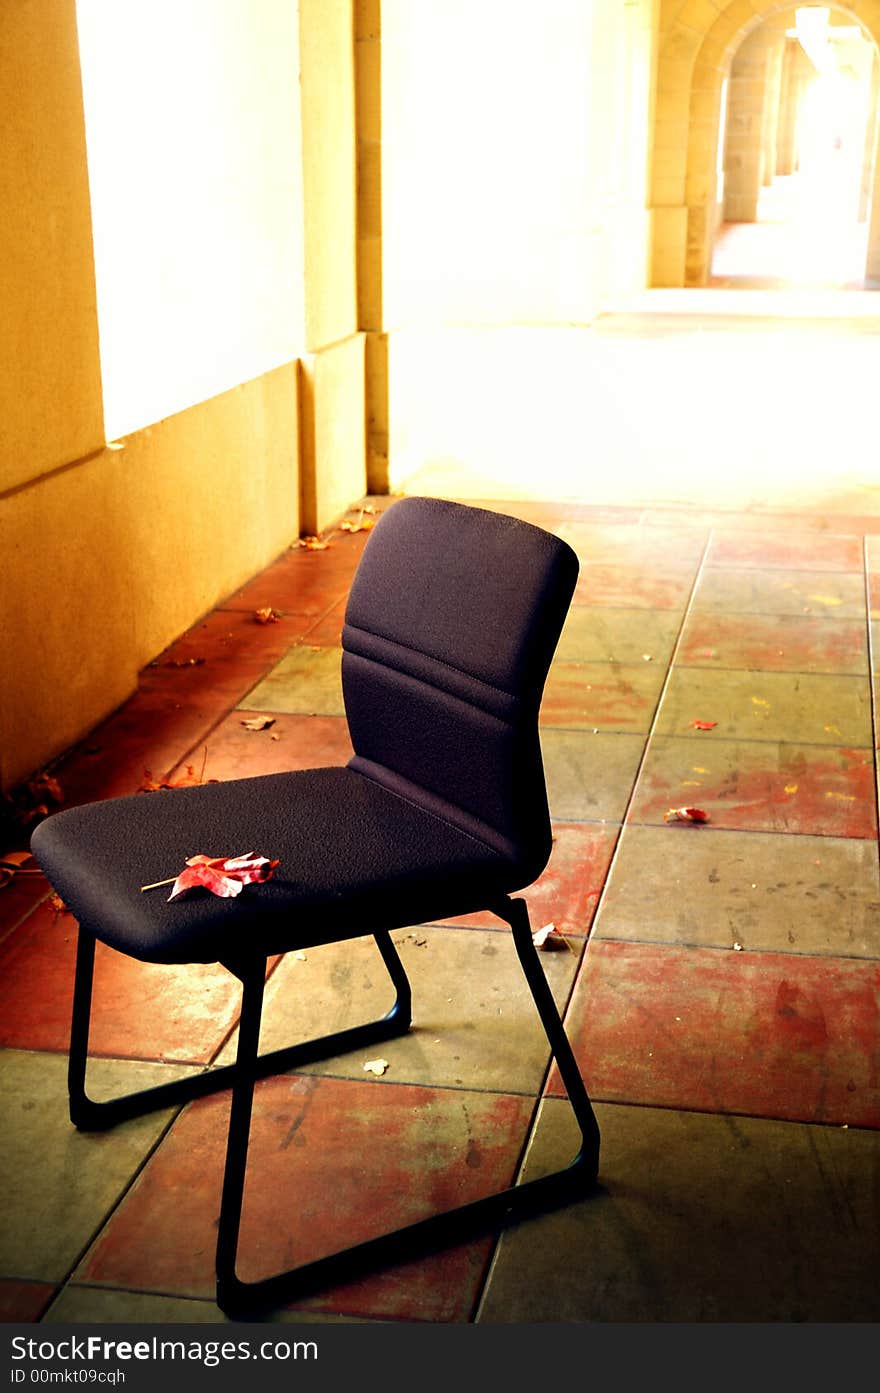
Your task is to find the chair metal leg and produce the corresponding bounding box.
[214,896,599,1317]
[67,926,413,1131]
[499,895,600,1176]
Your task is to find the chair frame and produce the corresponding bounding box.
[68,895,599,1316]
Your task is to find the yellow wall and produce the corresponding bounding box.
[3,369,300,789]
[299,0,367,532]
[0,0,104,487]
[1,2,306,791]
[299,336,367,535]
[300,0,358,350]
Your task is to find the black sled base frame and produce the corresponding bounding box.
[68,897,600,1317]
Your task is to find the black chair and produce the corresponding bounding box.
[32,496,599,1316]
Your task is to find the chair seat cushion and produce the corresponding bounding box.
[31,768,522,964]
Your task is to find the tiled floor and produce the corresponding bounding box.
[2,477,880,1327]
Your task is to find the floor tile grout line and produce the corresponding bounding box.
[572,525,717,950]
[569,599,867,619]
[572,564,865,578]
[541,724,874,751]
[158,600,356,785]
[0,890,54,952]
[549,661,871,678]
[615,821,879,842]
[666,664,871,677]
[585,935,880,965]
[475,528,719,1315]
[861,537,880,889]
[40,1096,188,1318]
[682,605,866,620]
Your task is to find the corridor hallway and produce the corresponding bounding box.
[710,172,878,292]
[3,299,880,1326]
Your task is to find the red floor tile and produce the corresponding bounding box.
[708,532,863,572]
[54,690,237,805]
[302,600,346,646]
[449,823,618,938]
[642,508,846,533]
[560,523,707,566]
[53,616,326,805]
[0,900,248,1061]
[0,862,54,945]
[818,515,880,538]
[176,713,353,782]
[541,663,664,731]
[551,940,880,1127]
[678,613,868,675]
[77,1075,533,1320]
[141,610,304,699]
[222,527,367,600]
[222,551,352,617]
[574,565,694,611]
[469,499,640,527]
[628,738,877,839]
[0,1278,56,1322]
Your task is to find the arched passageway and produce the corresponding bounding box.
[651,1,880,288]
[710,7,879,286]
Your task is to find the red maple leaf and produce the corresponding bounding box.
[142,852,280,901]
[663,807,710,824]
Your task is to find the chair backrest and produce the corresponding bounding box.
[341,497,578,883]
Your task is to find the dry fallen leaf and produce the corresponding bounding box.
[30,773,63,805]
[140,851,280,901]
[139,762,211,792]
[533,921,561,947]
[299,536,331,551]
[689,720,718,731]
[532,921,576,953]
[340,504,377,534]
[49,892,71,914]
[1,772,65,833]
[254,607,281,624]
[363,1058,389,1076]
[664,807,710,824]
[139,750,216,793]
[240,716,276,732]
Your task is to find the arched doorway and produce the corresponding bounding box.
[709,7,880,288]
[649,0,880,289]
